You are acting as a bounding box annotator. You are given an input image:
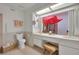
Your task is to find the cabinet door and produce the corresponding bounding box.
[33,39,43,48]
[59,45,79,55]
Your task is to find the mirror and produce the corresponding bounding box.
[33,11,69,35]
[42,12,68,35]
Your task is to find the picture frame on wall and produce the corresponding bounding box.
[14,20,23,28]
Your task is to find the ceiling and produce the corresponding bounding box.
[3,3,55,11]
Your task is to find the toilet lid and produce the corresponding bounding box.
[16,33,23,40]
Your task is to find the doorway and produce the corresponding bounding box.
[0,14,3,53]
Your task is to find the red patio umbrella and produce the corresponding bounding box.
[48,16,63,24]
[43,15,63,26]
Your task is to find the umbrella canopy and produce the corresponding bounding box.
[43,15,63,26]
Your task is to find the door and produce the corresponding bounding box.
[0,14,3,47]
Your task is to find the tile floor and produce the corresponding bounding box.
[2,46,42,55]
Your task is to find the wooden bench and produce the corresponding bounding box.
[43,43,58,55]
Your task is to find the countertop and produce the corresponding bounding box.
[33,33,79,42]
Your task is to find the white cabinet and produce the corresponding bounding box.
[59,45,79,55]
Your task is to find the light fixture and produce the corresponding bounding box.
[36,3,75,15]
[36,8,51,15]
[36,3,65,15]
[50,3,65,9]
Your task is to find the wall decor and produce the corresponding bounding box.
[14,20,23,28]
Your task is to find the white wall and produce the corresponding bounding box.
[0,4,25,33]
[6,10,25,33]
[24,10,32,33]
[0,4,25,45]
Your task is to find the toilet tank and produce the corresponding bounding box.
[16,33,24,40]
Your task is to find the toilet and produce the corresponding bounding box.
[16,33,26,49]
